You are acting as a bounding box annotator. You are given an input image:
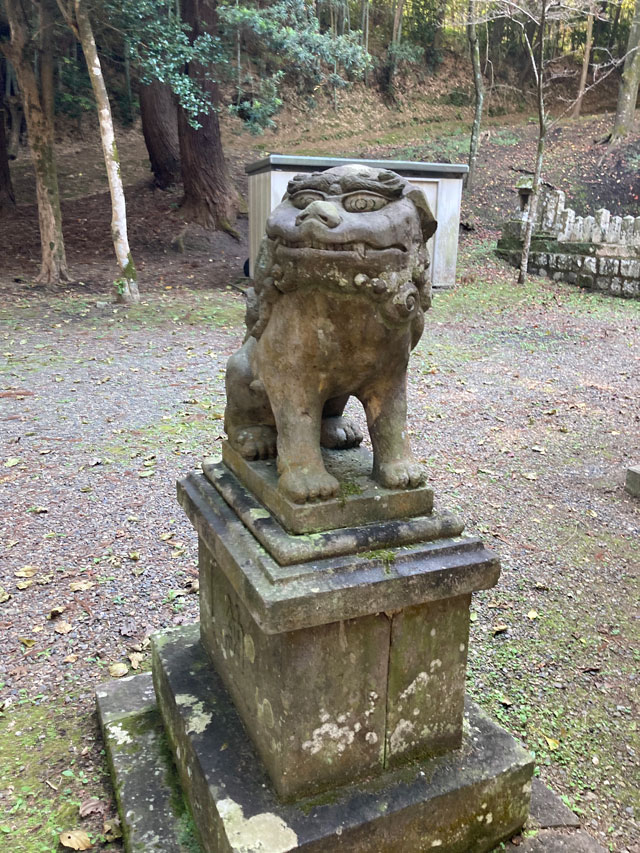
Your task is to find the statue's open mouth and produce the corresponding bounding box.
[274,238,406,258]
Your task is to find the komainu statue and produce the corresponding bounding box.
[224,164,437,503]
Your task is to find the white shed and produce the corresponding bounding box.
[246,155,468,288]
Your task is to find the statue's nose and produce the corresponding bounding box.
[296,200,342,229]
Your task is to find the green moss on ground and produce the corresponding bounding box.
[0,698,105,852]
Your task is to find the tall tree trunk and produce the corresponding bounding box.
[39,0,56,127]
[0,102,16,212]
[572,7,594,119]
[610,0,640,142]
[0,61,16,212]
[139,80,181,189]
[466,0,484,191]
[6,92,22,159]
[72,0,139,303]
[1,0,69,284]
[518,1,548,285]
[178,0,238,232]
[391,0,404,46]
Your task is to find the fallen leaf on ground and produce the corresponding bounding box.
[47,605,66,620]
[54,621,73,635]
[19,637,36,647]
[36,574,53,585]
[0,587,11,603]
[103,817,122,841]
[79,798,104,818]
[59,829,92,850]
[544,735,560,750]
[15,566,37,578]
[4,457,21,468]
[522,472,538,481]
[63,654,78,663]
[69,580,94,592]
[16,580,33,590]
[128,652,144,670]
[492,623,509,636]
[527,610,539,620]
[109,662,128,678]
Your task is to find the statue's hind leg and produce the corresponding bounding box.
[224,338,277,459]
[320,395,364,450]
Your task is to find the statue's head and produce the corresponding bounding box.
[263,165,436,293]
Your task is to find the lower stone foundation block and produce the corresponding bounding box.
[625,465,640,497]
[150,624,534,853]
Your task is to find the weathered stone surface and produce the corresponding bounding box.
[385,595,470,765]
[196,556,390,799]
[96,673,202,853]
[224,164,437,505]
[510,830,606,852]
[152,625,534,853]
[205,452,462,559]
[598,256,619,276]
[625,465,640,497]
[528,778,580,828]
[193,543,484,797]
[620,258,640,277]
[213,443,439,536]
[177,471,499,634]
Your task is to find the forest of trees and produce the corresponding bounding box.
[1,0,640,297]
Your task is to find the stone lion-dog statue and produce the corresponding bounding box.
[224,164,437,504]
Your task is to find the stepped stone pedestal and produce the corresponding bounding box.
[97,445,535,852]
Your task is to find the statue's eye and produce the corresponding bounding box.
[343,193,388,213]
[290,191,325,209]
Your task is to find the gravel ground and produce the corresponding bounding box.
[0,236,638,851]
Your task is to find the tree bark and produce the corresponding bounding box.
[73,0,139,303]
[0,102,16,212]
[518,1,548,285]
[1,0,69,283]
[39,0,56,127]
[610,0,640,142]
[572,7,594,119]
[0,61,16,212]
[139,80,181,189]
[466,0,484,191]
[178,0,238,232]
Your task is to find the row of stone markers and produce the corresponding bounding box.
[497,179,640,299]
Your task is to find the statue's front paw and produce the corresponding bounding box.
[232,426,277,460]
[321,416,364,450]
[279,468,340,503]
[376,459,426,490]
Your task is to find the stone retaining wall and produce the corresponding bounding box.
[497,183,640,299]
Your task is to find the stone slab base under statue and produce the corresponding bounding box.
[97,449,537,853]
[97,667,603,853]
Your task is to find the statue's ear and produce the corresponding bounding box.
[405,187,437,242]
